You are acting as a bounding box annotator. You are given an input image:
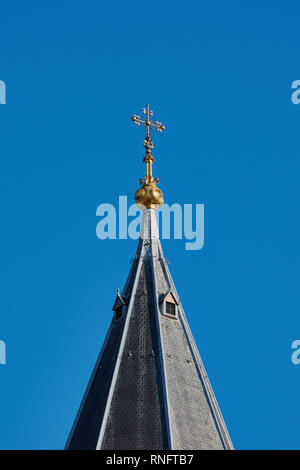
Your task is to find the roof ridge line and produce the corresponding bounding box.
[150,245,173,449]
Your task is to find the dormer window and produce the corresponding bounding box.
[112,290,127,322]
[166,301,176,316]
[160,291,178,319]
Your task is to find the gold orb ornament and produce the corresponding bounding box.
[135,183,164,210]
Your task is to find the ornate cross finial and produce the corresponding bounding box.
[131,103,165,159]
[131,103,165,210]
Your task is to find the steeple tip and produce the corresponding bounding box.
[131,103,164,210]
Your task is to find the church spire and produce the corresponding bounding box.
[65,104,233,450]
[131,103,164,209]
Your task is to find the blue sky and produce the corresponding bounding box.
[0,0,299,449]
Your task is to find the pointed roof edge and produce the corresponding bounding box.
[112,292,127,310]
[159,289,179,305]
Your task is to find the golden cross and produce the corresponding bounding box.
[131,103,165,185]
[131,103,165,155]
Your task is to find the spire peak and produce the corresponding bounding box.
[131,103,164,210]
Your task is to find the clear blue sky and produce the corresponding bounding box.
[0,0,299,450]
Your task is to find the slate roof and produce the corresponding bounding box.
[65,209,233,450]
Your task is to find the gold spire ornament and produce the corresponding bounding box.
[131,103,165,210]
